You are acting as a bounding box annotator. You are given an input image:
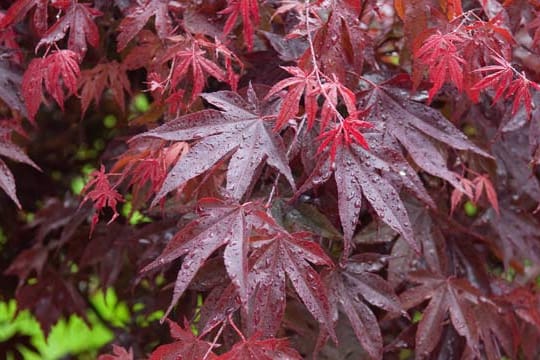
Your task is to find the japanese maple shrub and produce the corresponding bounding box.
[1,0,540,359]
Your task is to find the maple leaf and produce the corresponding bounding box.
[0,60,27,117]
[0,126,40,207]
[322,254,403,359]
[473,54,540,118]
[193,212,337,340]
[415,31,467,102]
[450,176,475,215]
[35,3,102,58]
[117,0,172,51]
[316,110,373,161]
[15,268,88,336]
[22,50,80,121]
[142,198,260,317]
[111,141,188,209]
[264,66,319,130]
[0,0,51,35]
[360,80,492,191]
[528,11,540,48]
[80,165,124,236]
[299,132,421,258]
[400,271,481,357]
[159,39,228,104]
[0,158,20,207]
[78,60,131,115]
[472,302,518,360]
[4,244,48,289]
[217,333,302,359]
[98,345,134,360]
[220,0,260,51]
[472,174,499,213]
[148,319,217,360]
[139,86,294,204]
[246,226,336,340]
[298,1,370,87]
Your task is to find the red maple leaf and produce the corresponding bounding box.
[0,126,40,208]
[298,1,369,88]
[148,319,217,360]
[80,165,124,236]
[138,86,294,204]
[217,332,302,359]
[360,79,492,191]
[316,110,373,162]
[246,225,336,340]
[21,50,80,121]
[98,345,134,360]
[265,66,319,130]
[322,254,403,359]
[415,31,467,102]
[117,0,172,51]
[473,54,540,117]
[220,0,260,51]
[141,198,261,317]
[400,271,482,357]
[35,2,102,58]
[78,60,131,115]
[160,39,228,104]
[0,0,51,35]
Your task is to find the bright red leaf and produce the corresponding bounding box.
[415,31,467,102]
[21,50,80,121]
[80,165,124,236]
[220,0,260,51]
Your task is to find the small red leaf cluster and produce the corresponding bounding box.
[1,0,540,359]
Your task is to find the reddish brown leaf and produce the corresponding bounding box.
[148,319,217,360]
[360,80,492,191]
[141,198,256,317]
[117,0,172,51]
[35,3,102,58]
[299,140,420,257]
[98,345,134,360]
[15,268,88,336]
[78,60,131,114]
[217,334,302,359]
[323,255,403,359]
[139,87,294,204]
[247,228,335,340]
[400,272,482,357]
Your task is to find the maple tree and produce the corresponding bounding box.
[1,0,540,359]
